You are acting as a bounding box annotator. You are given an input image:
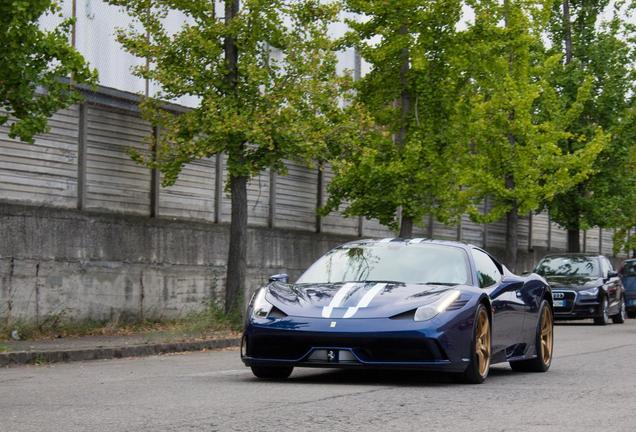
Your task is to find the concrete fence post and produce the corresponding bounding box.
[214,154,223,224]
[316,166,323,233]
[150,126,160,217]
[528,212,533,251]
[268,168,276,229]
[547,213,552,251]
[77,103,88,210]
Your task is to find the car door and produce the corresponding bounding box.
[603,257,621,311]
[471,249,527,356]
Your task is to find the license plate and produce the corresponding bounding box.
[630,299,636,306]
[553,300,565,308]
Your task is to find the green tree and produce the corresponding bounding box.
[612,107,636,256]
[323,0,473,237]
[545,0,635,251]
[0,0,96,143]
[109,0,349,314]
[458,0,606,269]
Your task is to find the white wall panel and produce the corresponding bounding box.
[85,106,152,214]
[159,158,215,221]
[0,107,79,208]
[275,161,318,231]
[532,212,550,249]
[463,213,484,247]
[551,221,567,251]
[321,165,358,236]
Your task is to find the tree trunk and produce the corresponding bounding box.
[567,228,581,252]
[503,0,518,272]
[505,205,519,272]
[225,174,248,314]
[563,0,573,64]
[223,0,243,315]
[563,0,581,252]
[397,23,410,148]
[395,23,411,238]
[399,215,413,238]
[224,0,240,91]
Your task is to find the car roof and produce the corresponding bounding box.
[541,253,603,259]
[339,238,476,251]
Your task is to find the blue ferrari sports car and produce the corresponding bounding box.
[241,238,553,383]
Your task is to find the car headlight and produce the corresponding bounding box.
[251,288,273,318]
[579,287,600,297]
[414,290,461,321]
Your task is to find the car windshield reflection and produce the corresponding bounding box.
[296,243,471,285]
[535,256,600,277]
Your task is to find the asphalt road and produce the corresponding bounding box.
[2,320,636,432]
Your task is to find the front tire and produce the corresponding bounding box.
[612,297,626,324]
[594,296,610,325]
[461,304,491,384]
[510,300,553,373]
[250,365,293,380]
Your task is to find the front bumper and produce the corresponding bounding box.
[552,290,601,320]
[241,314,473,373]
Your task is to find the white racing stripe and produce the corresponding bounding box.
[321,282,359,318]
[343,283,387,318]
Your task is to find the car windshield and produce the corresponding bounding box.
[534,256,600,277]
[297,243,471,285]
[622,261,636,277]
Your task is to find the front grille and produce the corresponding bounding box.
[247,331,445,362]
[553,291,576,313]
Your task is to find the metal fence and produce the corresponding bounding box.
[0,84,626,258]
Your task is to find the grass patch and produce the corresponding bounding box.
[0,303,243,342]
[0,343,9,353]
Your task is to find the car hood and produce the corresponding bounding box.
[544,275,602,292]
[265,281,464,319]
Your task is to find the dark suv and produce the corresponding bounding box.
[620,259,636,318]
[534,254,626,325]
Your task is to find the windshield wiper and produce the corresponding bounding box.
[352,280,404,284]
[422,282,459,286]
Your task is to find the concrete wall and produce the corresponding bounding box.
[0,203,354,323]
[0,203,626,324]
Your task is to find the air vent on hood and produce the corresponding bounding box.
[446,299,469,311]
[268,306,288,319]
[389,310,416,320]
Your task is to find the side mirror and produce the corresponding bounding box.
[269,273,289,283]
[608,270,619,279]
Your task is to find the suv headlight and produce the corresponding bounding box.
[414,290,461,321]
[250,288,273,318]
[579,287,600,297]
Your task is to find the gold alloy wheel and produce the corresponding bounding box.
[475,309,491,377]
[540,306,553,365]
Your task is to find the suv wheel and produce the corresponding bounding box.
[612,297,626,324]
[594,296,610,326]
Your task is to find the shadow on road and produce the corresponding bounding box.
[555,320,598,326]
[238,365,518,387]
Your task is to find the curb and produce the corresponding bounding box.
[0,338,241,367]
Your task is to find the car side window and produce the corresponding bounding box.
[600,258,609,278]
[471,249,502,288]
